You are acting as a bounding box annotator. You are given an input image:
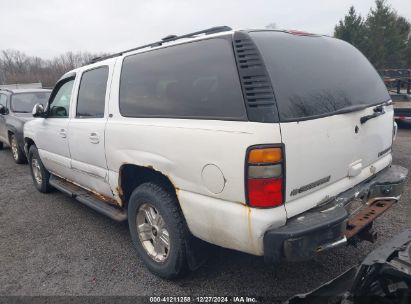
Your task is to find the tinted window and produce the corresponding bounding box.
[48,79,74,118]
[11,92,50,113]
[250,31,390,121]
[0,94,7,107]
[119,38,246,120]
[76,67,108,118]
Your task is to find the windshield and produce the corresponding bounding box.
[11,92,51,113]
[250,31,390,121]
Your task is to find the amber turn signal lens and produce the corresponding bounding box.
[248,148,282,164]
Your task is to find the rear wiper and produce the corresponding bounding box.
[333,104,368,115]
[360,105,386,124]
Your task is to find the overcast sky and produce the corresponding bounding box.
[0,0,410,59]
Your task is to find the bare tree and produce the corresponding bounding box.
[0,50,104,87]
[265,22,277,29]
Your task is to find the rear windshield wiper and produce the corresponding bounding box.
[333,104,369,115]
[360,105,386,124]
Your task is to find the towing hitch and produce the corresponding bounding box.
[345,199,396,242]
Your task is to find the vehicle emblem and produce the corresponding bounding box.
[290,175,331,196]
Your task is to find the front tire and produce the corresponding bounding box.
[128,183,189,279]
[28,145,51,193]
[10,134,27,164]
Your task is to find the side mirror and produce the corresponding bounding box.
[0,105,7,115]
[32,103,45,117]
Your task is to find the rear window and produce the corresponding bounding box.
[250,31,390,121]
[11,92,50,113]
[119,38,246,120]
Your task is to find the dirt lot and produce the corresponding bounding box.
[0,127,410,300]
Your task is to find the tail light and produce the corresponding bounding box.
[246,146,284,208]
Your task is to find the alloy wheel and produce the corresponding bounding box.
[136,203,170,263]
[11,136,18,161]
[31,157,42,185]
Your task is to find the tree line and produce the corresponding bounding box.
[334,0,410,69]
[0,50,100,88]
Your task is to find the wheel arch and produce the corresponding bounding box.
[7,128,16,143]
[118,164,179,209]
[24,137,36,155]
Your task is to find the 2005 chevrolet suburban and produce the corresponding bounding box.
[23,26,408,279]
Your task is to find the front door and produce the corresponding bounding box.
[36,77,75,178]
[0,93,8,142]
[67,64,114,198]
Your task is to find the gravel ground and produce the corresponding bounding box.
[0,127,410,300]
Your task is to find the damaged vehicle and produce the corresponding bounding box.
[287,228,411,304]
[23,26,408,279]
[0,88,51,163]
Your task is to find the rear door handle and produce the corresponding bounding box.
[89,132,100,144]
[59,129,67,138]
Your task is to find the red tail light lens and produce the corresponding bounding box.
[247,178,283,207]
[246,146,284,208]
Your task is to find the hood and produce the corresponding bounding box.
[13,113,35,122]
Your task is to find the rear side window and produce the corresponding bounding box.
[250,31,390,121]
[76,67,109,118]
[119,38,246,120]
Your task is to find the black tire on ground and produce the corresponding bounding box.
[28,145,51,193]
[128,183,190,279]
[0,142,3,150]
[10,134,27,164]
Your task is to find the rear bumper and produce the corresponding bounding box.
[394,108,411,121]
[263,165,408,262]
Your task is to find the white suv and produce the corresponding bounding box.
[24,26,408,278]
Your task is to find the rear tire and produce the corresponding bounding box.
[28,145,51,193]
[128,183,189,279]
[10,134,27,164]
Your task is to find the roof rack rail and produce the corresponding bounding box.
[89,25,232,64]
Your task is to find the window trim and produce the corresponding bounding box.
[118,35,247,121]
[47,76,76,118]
[75,65,109,119]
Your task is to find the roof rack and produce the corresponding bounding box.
[89,26,232,64]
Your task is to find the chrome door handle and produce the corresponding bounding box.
[89,132,100,144]
[59,129,67,138]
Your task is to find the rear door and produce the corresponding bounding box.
[251,31,393,217]
[67,62,114,198]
